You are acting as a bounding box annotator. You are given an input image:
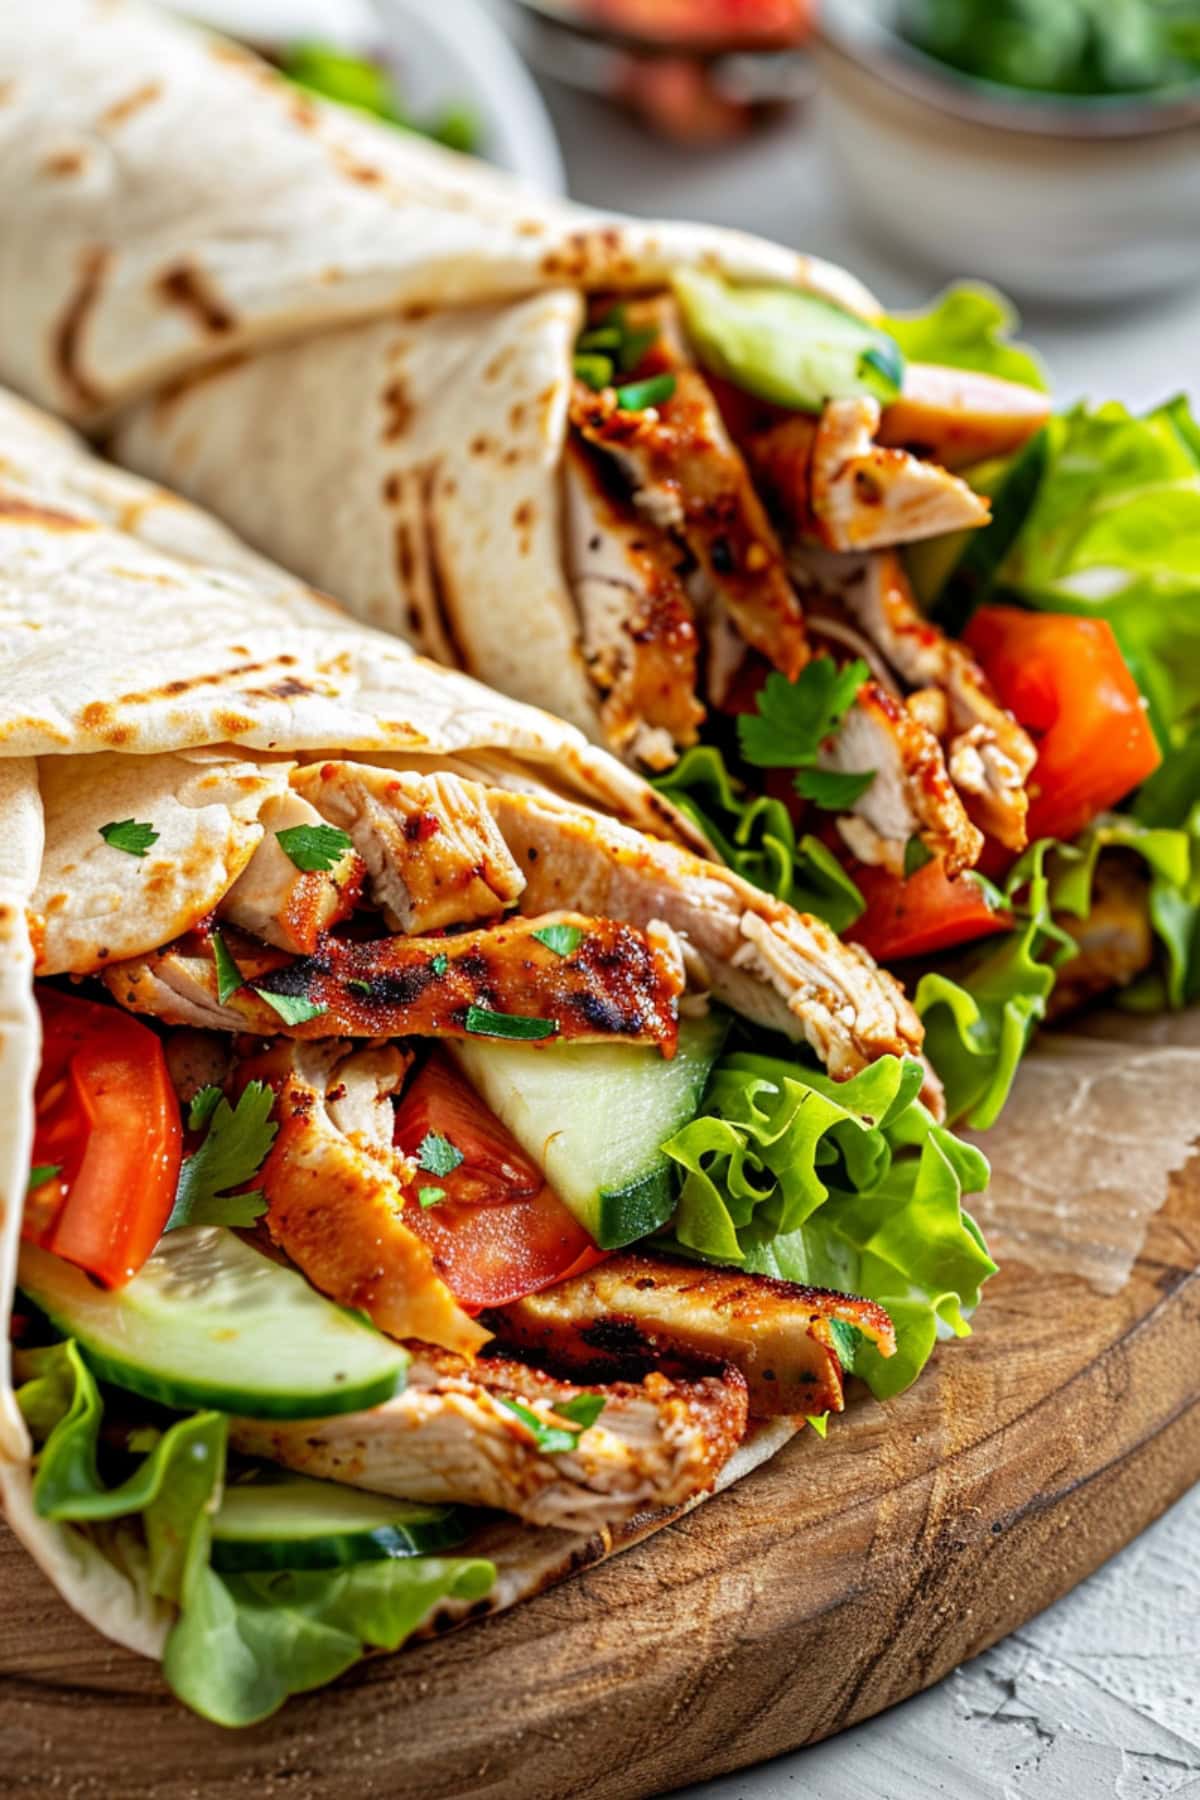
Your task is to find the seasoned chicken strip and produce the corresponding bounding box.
[229,1346,749,1533]
[103,912,683,1052]
[485,788,928,1085]
[828,682,984,878]
[796,547,1036,851]
[877,363,1051,471]
[249,1041,488,1359]
[486,1253,895,1418]
[571,299,806,679]
[219,787,363,954]
[290,761,525,934]
[563,437,704,769]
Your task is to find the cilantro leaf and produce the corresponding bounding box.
[210,928,245,1005]
[254,989,328,1027]
[98,818,159,858]
[166,1082,278,1232]
[738,659,867,770]
[275,823,354,874]
[531,924,584,958]
[904,837,936,879]
[464,1005,558,1042]
[494,1393,605,1455]
[430,954,448,978]
[794,767,876,809]
[27,1164,60,1192]
[187,1086,223,1132]
[417,1186,446,1208]
[416,1133,463,1177]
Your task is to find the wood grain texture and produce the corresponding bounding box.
[2,1158,1198,1800]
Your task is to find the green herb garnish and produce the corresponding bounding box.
[187,1086,223,1132]
[495,1393,605,1455]
[531,923,584,958]
[615,373,676,412]
[573,353,613,391]
[27,1164,60,1192]
[210,928,245,1005]
[166,1081,277,1232]
[430,953,449,977]
[254,989,328,1027]
[416,1133,464,1177]
[464,1005,558,1042]
[275,823,354,874]
[98,818,159,858]
[904,837,936,879]
[738,659,867,769]
[794,767,876,810]
[418,1186,446,1208]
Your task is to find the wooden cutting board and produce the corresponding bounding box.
[3,1157,1198,1800]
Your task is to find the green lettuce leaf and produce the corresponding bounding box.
[654,743,865,934]
[16,1343,495,1726]
[883,284,1047,391]
[661,1050,994,1398]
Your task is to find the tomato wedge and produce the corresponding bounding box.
[965,606,1161,845]
[24,990,183,1288]
[393,1052,606,1310]
[846,855,1012,963]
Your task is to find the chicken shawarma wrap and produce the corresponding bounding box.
[0,1,1194,1135]
[0,389,994,1724]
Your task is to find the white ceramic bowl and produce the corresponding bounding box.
[815,0,1200,306]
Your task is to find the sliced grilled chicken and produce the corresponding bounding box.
[742,398,990,552]
[486,1252,895,1418]
[571,299,806,680]
[290,761,525,934]
[229,1345,749,1534]
[828,683,984,878]
[219,787,363,955]
[1047,858,1154,1022]
[103,912,684,1052]
[563,437,704,768]
[246,1039,488,1359]
[877,363,1051,471]
[485,787,929,1087]
[797,547,1035,851]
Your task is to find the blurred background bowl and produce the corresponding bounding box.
[816,0,1200,305]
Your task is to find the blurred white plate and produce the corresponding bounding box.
[168,0,565,192]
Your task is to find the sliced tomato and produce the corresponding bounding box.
[965,606,1161,845]
[393,1052,606,1310]
[846,855,1012,963]
[24,989,183,1288]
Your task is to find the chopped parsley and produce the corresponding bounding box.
[275,822,354,873]
[904,836,936,879]
[27,1164,60,1192]
[416,1132,464,1177]
[254,989,328,1027]
[738,657,875,814]
[495,1392,606,1455]
[464,1005,558,1042]
[430,953,449,978]
[418,1186,446,1208]
[210,928,245,1005]
[615,372,676,412]
[98,818,159,858]
[531,923,584,958]
[165,1081,277,1232]
[187,1085,223,1132]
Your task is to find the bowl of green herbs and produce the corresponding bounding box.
[815,0,1200,302]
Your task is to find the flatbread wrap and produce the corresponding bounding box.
[0,389,994,1724]
[0,1,1193,1132]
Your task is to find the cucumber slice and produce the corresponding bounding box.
[212,1469,467,1572]
[18,1228,408,1421]
[674,269,904,413]
[450,1011,727,1249]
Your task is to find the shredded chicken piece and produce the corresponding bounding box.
[242,1039,487,1359]
[799,548,1035,851]
[563,437,704,769]
[571,296,807,679]
[229,1344,749,1533]
[825,682,983,878]
[102,911,683,1052]
[290,760,525,934]
[486,1252,895,1418]
[219,787,363,954]
[484,787,928,1088]
[1046,858,1154,1021]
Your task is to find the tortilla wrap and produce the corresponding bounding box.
[0,0,880,733]
[0,388,829,1677]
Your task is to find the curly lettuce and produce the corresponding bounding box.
[662,1050,995,1399]
[884,283,1047,391]
[16,1343,494,1727]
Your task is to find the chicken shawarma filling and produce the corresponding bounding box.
[15,738,994,1714]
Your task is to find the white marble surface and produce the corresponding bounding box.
[531,62,1200,1800]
